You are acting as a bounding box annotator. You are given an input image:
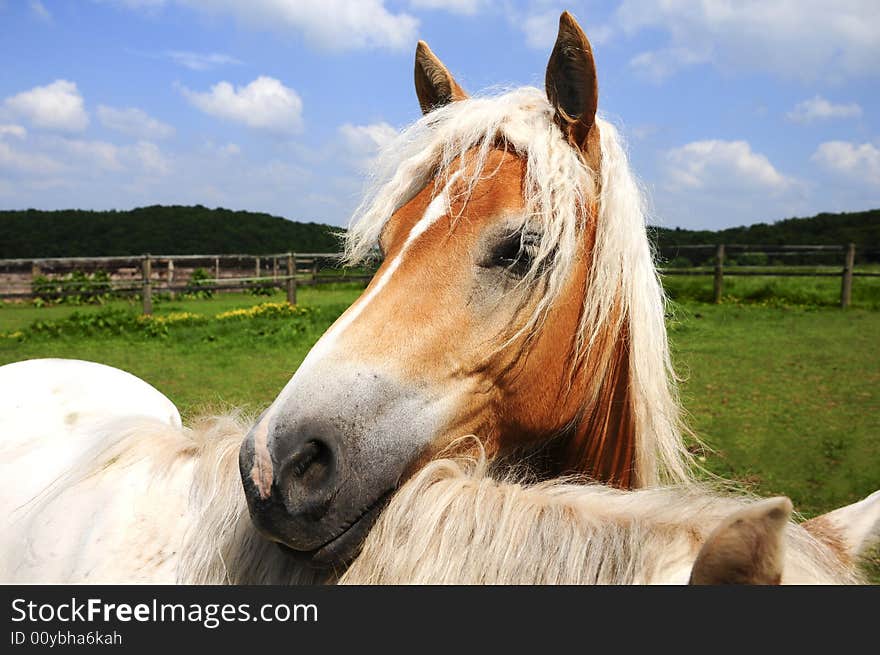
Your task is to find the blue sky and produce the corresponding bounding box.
[0,1,877,230]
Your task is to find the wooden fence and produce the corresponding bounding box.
[1,244,876,314]
[656,243,879,308]
[0,252,374,314]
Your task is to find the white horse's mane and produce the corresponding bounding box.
[5,416,866,584]
[344,87,690,486]
[176,414,328,584]
[342,453,862,585]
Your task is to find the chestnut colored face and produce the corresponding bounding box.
[239,149,598,563]
[239,11,616,568]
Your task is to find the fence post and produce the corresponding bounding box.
[273,256,278,282]
[255,256,261,280]
[167,259,175,300]
[286,252,297,305]
[713,244,725,304]
[214,256,220,283]
[142,254,153,316]
[840,242,855,309]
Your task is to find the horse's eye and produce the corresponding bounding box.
[487,231,541,277]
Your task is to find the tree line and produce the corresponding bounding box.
[1,204,877,261]
[0,205,341,258]
[652,208,879,266]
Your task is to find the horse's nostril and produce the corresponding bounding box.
[286,439,334,484]
[289,440,322,477]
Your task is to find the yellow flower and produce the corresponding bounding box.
[216,301,305,320]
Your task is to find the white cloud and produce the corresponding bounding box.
[0,130,173,181]
[665,140,793,192]
[0,117,354,220]
[212,142,240,157]
[180,76,304,133]
[97,105,175,140]
[655,140,808,229]
[109,0,419,51]
[4,80,89,132]
[0,141,63,174]
[29,0,51,21]
[811,141,880,186]
[339,121,398,170]
[514,7,612,51]
[519,9,563,50]
[339,122,397,153]
[629,47,706,83]
[131,140,172,176]
[410,0,484,15]
[0,124,27,139]
[628,124,659,141]
[165,51,242,71]
[786,96,863,124]
[53,138,124,171]
[615,0,880,81]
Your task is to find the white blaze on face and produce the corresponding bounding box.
[248,174,461,493]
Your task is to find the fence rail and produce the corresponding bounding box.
[0,252,373,314]
[656,242,862,307]
[0,242,874,312]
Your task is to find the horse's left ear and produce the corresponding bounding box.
[414,40,468,115]
[803,489,880,560]
[689,497,792,585]
[545,11,600,167]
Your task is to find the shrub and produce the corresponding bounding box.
[248,278,276,296]
[31,269,115,306]
[666,256,692,269]
[3,301,314,341]
[737,252,769,266]
[184,267,214,299]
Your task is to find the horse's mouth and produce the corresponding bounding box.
[279,489,395,568]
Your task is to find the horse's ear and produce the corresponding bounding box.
[545,11,600,167]
[414,40,468,115]
[689,497,792,585]
[803,489,880,560]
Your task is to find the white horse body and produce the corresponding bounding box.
[2,435,195,583]
[0,359,187,583]
[1,359,877,585]
[0,358,180,519]
[342,456,880,585]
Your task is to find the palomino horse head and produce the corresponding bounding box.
[239,12,692,566]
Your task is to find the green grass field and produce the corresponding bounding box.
[662,267,880,309]
[0,285,364,415]
[2,279,878,577]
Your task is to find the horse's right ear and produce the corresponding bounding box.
[545,11,599,166]
[689,497,792,585]
[414,40,468,115]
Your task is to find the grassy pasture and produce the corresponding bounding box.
[0,285,363,415]
[662,266,880,308]
[1,278,878,577]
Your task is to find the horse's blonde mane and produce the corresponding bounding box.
[176,414,328,584]
[12,414,327,584]
[8,415,863,585]
[344,87,690,486]
[342,454,861,585]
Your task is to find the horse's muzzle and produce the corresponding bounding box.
[239,416,357,564]
[238,371,445,567]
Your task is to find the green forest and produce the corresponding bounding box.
[0,205,340,258]
[1,204,877,259]
[653,208,880,248]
